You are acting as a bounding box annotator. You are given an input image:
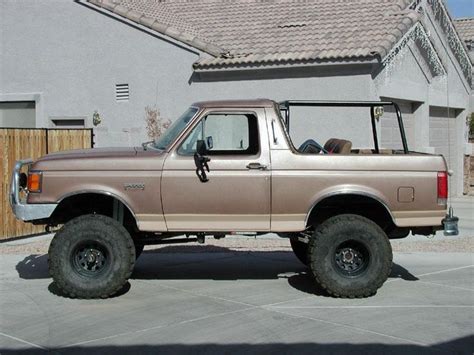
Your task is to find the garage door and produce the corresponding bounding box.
[380,100,415,150]
[0,101,35,128]
[429,106,457,192]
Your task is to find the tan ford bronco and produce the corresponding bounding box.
[10,99,458,299]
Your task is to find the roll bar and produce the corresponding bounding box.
[278,100,409,154]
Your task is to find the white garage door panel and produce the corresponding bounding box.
[0,102,35,128]
[429,107,456,168]
[380,100,415,150]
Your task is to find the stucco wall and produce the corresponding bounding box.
[1,0,200,146]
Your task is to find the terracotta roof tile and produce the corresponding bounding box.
[89,0,422,69]
[454,18,474,43]
[454,18,474,63]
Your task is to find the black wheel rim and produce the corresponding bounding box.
[333,240,370,277]
[71,241,110,277]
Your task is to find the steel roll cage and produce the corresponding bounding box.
[278,100,409,154]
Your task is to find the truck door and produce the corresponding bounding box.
[161,108,271,231]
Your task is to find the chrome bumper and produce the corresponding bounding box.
[9,159,57,221]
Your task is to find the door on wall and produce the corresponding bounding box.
[380,99,415,150]
[0,102,35,128]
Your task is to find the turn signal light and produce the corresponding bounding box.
[27,172,42,193]
[437,171,447,205]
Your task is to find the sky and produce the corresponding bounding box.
[446,0,473,18]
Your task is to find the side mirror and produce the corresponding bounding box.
[196,139,207,155]
[194,140,211,183]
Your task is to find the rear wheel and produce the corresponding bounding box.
[290,237,309,266]
[308,214,392,298]
[48,214,135,299]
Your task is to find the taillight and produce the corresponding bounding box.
[437,171,447,205]
[27,172,42,193]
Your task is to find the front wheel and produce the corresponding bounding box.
[48,214,135,298]
[308,214,392,298]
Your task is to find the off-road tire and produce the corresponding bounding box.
[290,237,309,266]
[308,214,392,298]
[48,214,135,299]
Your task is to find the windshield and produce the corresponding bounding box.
[152,107,199,150]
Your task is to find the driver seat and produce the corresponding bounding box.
[324,138,352,154]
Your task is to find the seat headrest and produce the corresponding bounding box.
[323,138,352,154]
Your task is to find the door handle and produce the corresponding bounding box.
[246,162,267,170]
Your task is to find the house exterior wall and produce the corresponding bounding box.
[1,0,200,145]
[0,1,375,148]
[374,9,471,197]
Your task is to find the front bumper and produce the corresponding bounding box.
[9,159,57,222]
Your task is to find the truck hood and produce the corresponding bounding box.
[32,147,166,171]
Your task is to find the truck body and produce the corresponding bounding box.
[10,99,457,299]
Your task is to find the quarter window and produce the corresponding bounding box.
[178,113,259,155]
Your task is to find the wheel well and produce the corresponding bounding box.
[306,194,397,232]
[49,193,138,234]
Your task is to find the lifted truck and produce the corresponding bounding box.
[10,99,458,299]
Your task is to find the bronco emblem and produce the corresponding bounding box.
[123,183,145,190]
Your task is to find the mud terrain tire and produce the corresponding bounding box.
[48,214,135,298]
[308,214,392,298]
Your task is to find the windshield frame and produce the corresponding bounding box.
[150,106,200,151]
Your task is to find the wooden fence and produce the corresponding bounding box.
[1,128,93,239]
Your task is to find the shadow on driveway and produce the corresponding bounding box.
[14,245,418,298]
[1,336,474,355]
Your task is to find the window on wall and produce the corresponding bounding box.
[178,113,259,155]
[0,101,35,128]
[50,117,86,128]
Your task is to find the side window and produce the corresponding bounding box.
[178,113,259,155]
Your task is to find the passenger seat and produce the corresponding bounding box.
[323,138,352,154]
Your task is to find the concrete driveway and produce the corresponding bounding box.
[0,247,473,354]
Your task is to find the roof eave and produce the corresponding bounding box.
[193,56,380,73]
